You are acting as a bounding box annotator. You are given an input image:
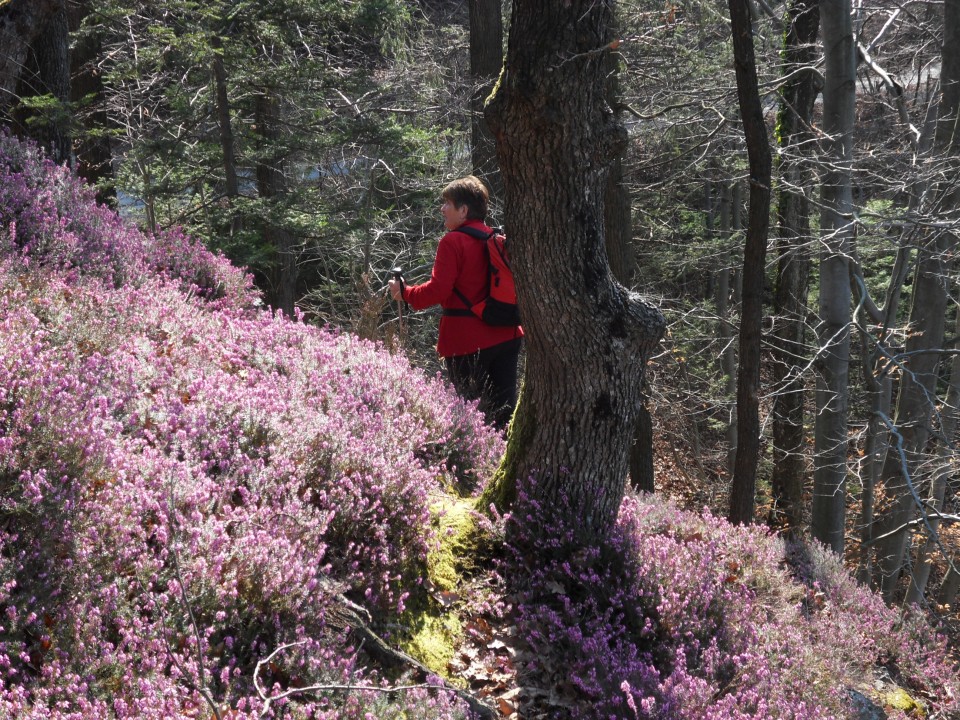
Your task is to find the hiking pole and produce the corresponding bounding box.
[392,266,407,336]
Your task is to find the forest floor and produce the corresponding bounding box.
[437,397,960,718]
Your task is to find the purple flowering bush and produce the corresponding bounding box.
[506,481,960,719]
[0,131,255,305]
[3,132,959,720]
[0,134,502,718]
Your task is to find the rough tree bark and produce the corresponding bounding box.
[468,0,503,199]
[1,0,70,163]
[607,150,656,495]
[255,92,298,316]
[0,0,63,119]
[607,150,656,494]
[16,0,70,163]
[811,0,856,553]
[600,23,655,495]
[726,0,773,525]
[483,0,665,542]
[768,0,819,537]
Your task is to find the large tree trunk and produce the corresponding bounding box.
[601,24,654,495]
[69,0,114,202]
[19,0,70,163]
[812,0,856,554]
[483,0,665,542]
[468,0,503,200]
[607,152,655,495]
[727,0,773,525]
[768,0,819,537]
[0,0,63,121]
[5,0,70,162]
[255,93,298,317]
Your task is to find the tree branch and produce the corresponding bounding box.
[864,510,960,547]
[868,413,960,581]
[254,639,497,720]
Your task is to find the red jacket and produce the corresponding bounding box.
[403,220,523,358]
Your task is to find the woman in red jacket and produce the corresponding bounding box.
[389,176,522,430]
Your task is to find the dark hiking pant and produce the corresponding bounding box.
[445,337,522,430]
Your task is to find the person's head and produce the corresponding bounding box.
[440,175,489,230]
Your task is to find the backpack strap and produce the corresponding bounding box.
[447,225,496,315]
[456,225,497,241]
[453,288,473,315]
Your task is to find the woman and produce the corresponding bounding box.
[389,175,522,429]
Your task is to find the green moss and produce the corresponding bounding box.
[883,687,926,716]
[429,498,480,591]
[478,388,535,514]
[402,611,463,680]
[484,63,507,109]
[396,498,478,677]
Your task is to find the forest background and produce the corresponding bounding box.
[2,0,960,717]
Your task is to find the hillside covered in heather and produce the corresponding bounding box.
[1,134,958,719]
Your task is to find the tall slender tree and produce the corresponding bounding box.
[811,0,856,553]
[468,0,503,199]
[768,0,820,537]
[873,0,960,597]
[726,0,773,525]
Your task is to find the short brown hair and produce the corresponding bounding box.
[441,175,489,220]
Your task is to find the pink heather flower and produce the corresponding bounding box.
[0,132,502,719]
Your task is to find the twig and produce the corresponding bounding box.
[864,510,960,546]
[254,640,497,720]
[163,480,223,720]
[871,413,960,580]
[554,39,623,68]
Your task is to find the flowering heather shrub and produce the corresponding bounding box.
[506,481,960,720]
[0,131,255,306]
[0,135,503,718]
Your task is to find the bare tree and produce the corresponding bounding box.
[872,0,960,599]
[727,0,773,525]
[769,0,819,537]
[811,0,856,553]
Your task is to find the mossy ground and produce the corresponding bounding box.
[398,497,488,679]
[882,687,925,716]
